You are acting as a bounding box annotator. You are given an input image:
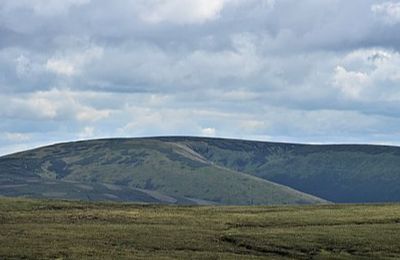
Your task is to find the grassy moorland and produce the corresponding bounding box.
[1,198,400,259]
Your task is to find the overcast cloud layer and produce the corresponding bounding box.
[1,0,400,155]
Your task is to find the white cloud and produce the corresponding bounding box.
[117,106,194,136]
[87,35,265,91]
[201,127,216,136]
[4,132,31,142]
[332,48,400,101]
[78,126,95,139]
[46,59,76,76]
[137,0,226,24]
[75,107,111,122]
[372,2,400,24]
[45,46,103,76]
[333,66,371,99]
[0,89,111,121]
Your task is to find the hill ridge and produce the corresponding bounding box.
[0,137,327,205]
[2,136,400,204]
[3,135,400,159]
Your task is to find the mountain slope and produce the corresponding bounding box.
[2,136,400,204]
[163,137,400,203]
[0,138,326,205]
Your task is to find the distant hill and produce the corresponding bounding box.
[168,137,400,203]
[0,137,325,205]
[1,136,400,204]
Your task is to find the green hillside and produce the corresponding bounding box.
[0,138,325,205]
[168,137,400,203]
[1,136,400,204]
[1,197,400,259]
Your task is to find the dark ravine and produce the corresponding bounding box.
[1,136,400,204]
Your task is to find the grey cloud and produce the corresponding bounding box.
[1,0,400,155]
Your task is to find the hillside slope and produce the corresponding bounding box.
[163,137,400,203]
[0,138,325,205]
[2,136,400,204]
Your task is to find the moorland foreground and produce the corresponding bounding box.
[1,197,400,259]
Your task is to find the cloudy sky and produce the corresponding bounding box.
[1,0,400,155]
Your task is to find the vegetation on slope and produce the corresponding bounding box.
[165,137,400,203]
[0,138,325,205]
[1,197,400,259]
[2,136,400,204]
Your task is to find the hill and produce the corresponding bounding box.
[166,137,400,203]
[1,197,400,259]
[0,138,325,205]
[1,136,400,204]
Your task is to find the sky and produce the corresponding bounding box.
[1,0,400,155]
